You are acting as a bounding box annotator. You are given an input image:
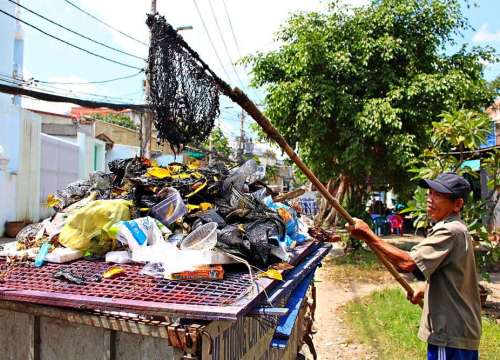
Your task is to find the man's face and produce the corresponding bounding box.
[426,189,463,222]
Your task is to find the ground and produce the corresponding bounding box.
[304,235,500,360]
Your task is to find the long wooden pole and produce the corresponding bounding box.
[221,87,418,301]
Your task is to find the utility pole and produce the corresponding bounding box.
[141,0,156,158]
[237,110,245,162]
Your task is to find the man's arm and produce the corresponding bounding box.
[347,219,417,272]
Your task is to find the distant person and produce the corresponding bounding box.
[347,173,481,360]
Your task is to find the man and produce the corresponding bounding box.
[347,172,481,360]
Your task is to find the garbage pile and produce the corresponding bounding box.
[1,158,311,281]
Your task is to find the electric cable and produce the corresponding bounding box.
[7,0,145,60]
[191,0,232,82]
[0,9,142,70]
[63,0,148,46]
[221,0,243,59]
[33,69,144,85]
[0,82,145,110]
[207,0,244,88]
[0,74,143,103]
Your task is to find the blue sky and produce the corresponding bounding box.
[1,0,498,151]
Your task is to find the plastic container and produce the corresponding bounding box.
[45,247,83,263]
[151,188,187,225]
[179,222,218,250]
[105,251,132,264]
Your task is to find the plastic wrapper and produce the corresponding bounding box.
[222,159,256,195]
[58,199,131,255]
[111,216,168,251]
[49,180,92,211]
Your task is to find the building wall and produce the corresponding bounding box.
[39,134,80,219]
[94,120,174,154]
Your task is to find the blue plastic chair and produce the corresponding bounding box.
[372,216,388,236]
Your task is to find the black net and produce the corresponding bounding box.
[147,14,220,152]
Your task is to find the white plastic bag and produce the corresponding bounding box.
[112,216,169,251]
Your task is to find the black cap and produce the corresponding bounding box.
[418,172,471,200]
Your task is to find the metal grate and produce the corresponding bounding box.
[0,261,251,306]
[0,241,317,320]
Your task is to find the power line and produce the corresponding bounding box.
[33,70,144,85]
[0,74,143,103]
[206,0,244,88]
[63,0,148,46]
[8,0,145,60]
[0,9,142,70]
[221,0,243,59]
[0,82,146,110]
[191,0,232,82]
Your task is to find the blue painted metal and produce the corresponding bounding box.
[276,270,315,338]
[266,243,330,305]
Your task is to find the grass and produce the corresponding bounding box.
[341,287,500,360]
[323,249,388,284]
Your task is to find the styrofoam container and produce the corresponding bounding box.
[179,222,218,250]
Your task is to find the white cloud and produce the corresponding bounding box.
[473,24,500,43]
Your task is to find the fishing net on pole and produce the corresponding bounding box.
[147,14,220,152]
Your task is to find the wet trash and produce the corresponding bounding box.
[102,265,125,279]
[53,268,86,285]
[13,156,314,274]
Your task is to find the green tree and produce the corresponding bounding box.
[244,0,495,226]
[92,113,138,130]
[203,127,232,158]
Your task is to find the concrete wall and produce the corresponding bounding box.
[39,134,80,219]
[94,120,174,154]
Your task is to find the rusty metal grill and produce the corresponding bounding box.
[0,241,317,320]
[0,261,251,306]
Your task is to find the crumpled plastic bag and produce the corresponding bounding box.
[110,216,170,250]
[59,199,132,255]
[262,196,309,245]
[217,218,285,266]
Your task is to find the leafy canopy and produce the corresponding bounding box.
[244,0,495,196]
[92,113,138,130]
[202,127,232,158]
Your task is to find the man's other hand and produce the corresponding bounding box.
[407,287,425,305]
[345,218,375,242]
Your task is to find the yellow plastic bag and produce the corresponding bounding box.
[59,199,131,255]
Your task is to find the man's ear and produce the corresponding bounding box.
[453,198,464,212]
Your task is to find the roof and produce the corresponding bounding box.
[70,107,134,120]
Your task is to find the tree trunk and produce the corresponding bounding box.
[325,175,349,227]
[314,177,338,226]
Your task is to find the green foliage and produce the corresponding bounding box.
[243,0,495,200]
[406,109,500,275]
[93,113,138,130]
[202,127,232,158]
[488,74,500,94]
[264,164,279,182]
[343,288,500,359]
